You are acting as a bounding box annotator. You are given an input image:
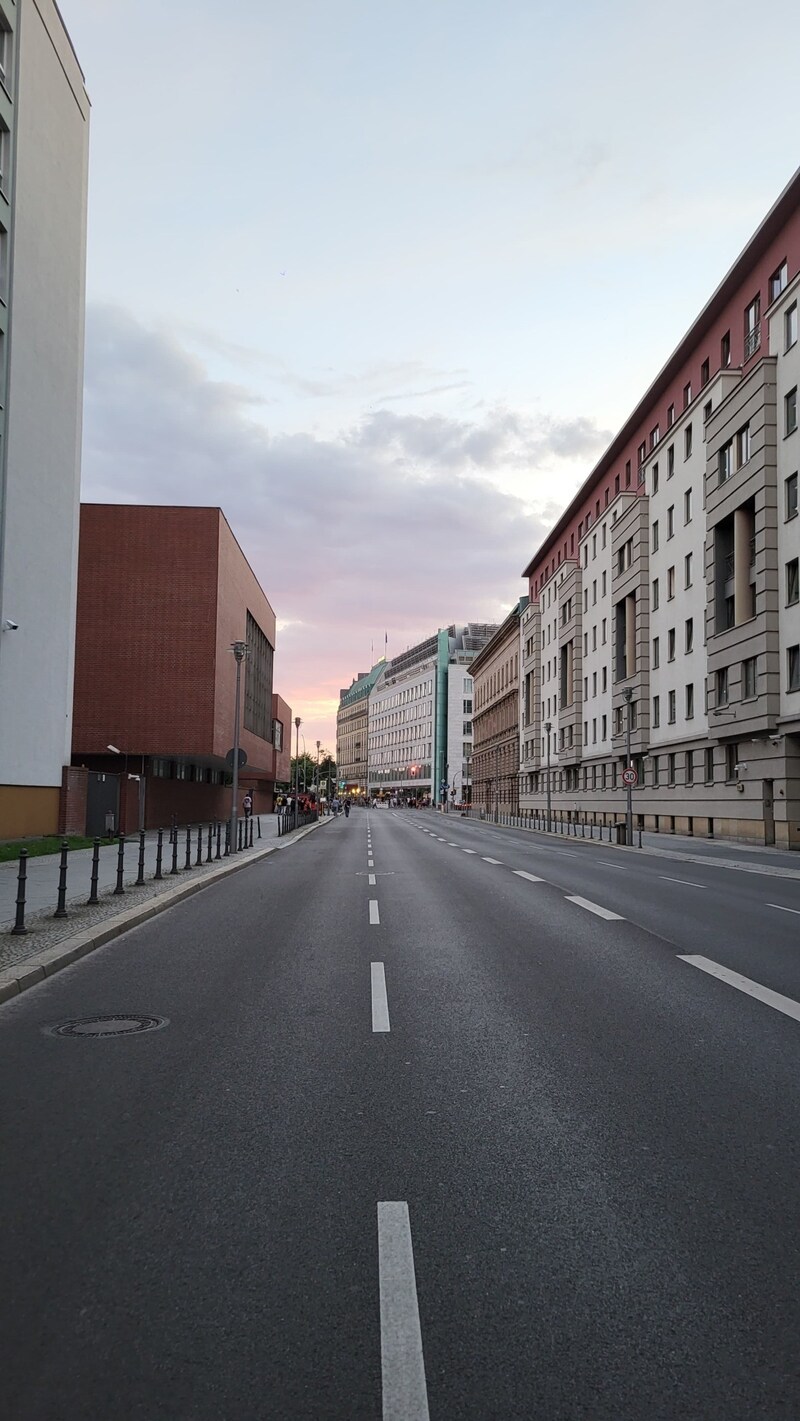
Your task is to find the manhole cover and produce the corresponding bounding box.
[46,1014,168,1039]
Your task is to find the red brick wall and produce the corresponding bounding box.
[272,693,292,782]
[58,766,88,835]
[212,515,277,772]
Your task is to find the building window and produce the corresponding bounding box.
[686,683,694,719]
[704,400,713,423]
[684,488,692,524]
[272,719,283,752]
[651,425,660,449]
[700,358,710,387]
[668,751,676,783]
[667,566,675,599]
[652,578,659,611]
[667,403,675,427]
[602,666,607,691]
[0,123,7,197]
[667,505,674,539]
[652,636,659,669]
[667,444,675,478]
[716,666,729,706]
[667,628,676,661]
[685,424,693,459]
[653,756,660,787]
[788,645,800,693]
[652,520,659,553]
[744,295,761,360]
[175,762,189,780]
[152,757,171,778]
[652,695,660,728]
[683,382,692,410]
[625,459,631,487]
[0,23,12,95]
[704,747,715,783]
[614,473,620,496]
[787,472,798,520]
[788,558,799,606]
[686,749,694,784]
[721,331,731,367]
[769,260,788,302]
[718,441,732,483]
[786,303,798,352]
[652,463,659,495]
[685,552,693,588]
[725,743,739,783]
[244,612,275,742]
[736,423,751,467]
[685,618,694,653]
[786,387,798,436]
[742,656,757,700]
[668,691,676,724]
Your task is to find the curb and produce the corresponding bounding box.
[0,815,332,1008]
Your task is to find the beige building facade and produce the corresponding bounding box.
[471,599,527,820]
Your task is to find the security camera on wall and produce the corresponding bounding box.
[2,618,19,631]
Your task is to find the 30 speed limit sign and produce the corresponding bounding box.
[622,766,638,787]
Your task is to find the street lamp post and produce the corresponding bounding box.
[623,687,634,847]
[108,744,146,834]
[494,742,500,823]
[294,716,302,830]
[544,720,552,832]
[230,640,248,853]
[316,739,321,806]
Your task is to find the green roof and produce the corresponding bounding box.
[339,661,385,709]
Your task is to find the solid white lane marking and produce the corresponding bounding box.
[482,857,503,864]
[462,849,477,854]
[369,874,377,885]
[371,963,390,1032]
[768,903,800,916]
[377,1202,430,1421]
[369,900,380,925]
[660,875,706,889]
[514,870,544,882]
[679,955,800,1024]
[566,895,624,921]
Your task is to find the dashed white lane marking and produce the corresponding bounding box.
[514,869,544,883]
[369,900,380,925]
[660,875,706,889]
[371,963,390,1032]
[482,857,503,865]
[369,874,377,885]
[598,860,625,869]
[447,842,459,847]
[768,903,800,916]
[369,859,375,868]
[679,955,800,1024]
[462,849,477,854]
[377,1202,430,1421]
[566,895,624,921]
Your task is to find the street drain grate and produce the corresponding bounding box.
[46,1014,169,1039]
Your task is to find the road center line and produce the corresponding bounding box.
[679,955,800,1024]
[448,842,459,847]
[660,875,706,889]
[482,857,503,865]
[369,900,380,925]
[369,873,376,885]
[371,963,390,1032]
[566,895,624,921]
[369,859,375,868]
[768,903,800,916]
[462,848,476,854]
[514,869,544,882]
[377,1202,430,1421]
[598,860,625,869]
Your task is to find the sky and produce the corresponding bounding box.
[67,0,800,751]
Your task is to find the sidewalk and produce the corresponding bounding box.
[0,814,325,998]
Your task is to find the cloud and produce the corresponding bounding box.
[82,304,608,742]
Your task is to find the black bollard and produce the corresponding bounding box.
[224,822,230,856]
[53,839,69,918]
[196,825,202,866]
[155,829,164,880]
[170,829,179,875]
[206,824,212,862]
[237,819,243,852]
[136,830,146,886]
[114,834,126,895]
[88,838,101,905]
[216,821,221,859]
[257,816,261,840]
[248,818,254,848]
[185,825,192,870]
[12,849,29,935]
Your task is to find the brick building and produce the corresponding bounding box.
[519,167,800,847]
[69,505,291,833]
[471,599,528,819]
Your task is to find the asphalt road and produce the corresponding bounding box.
[2,808,800,1418]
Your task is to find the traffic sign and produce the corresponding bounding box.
[622,766,638,787]
[225,748,248,769]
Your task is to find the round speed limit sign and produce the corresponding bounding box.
[622,767,638,787]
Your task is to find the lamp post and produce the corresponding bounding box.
[544,720,552,832]
[623,687,634,848]
[230,640,248,853]
[316,739,321,806]
[494,742,500,823]
[294,716,302,830]
[108,744,146,834]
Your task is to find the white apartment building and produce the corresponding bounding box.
[367,625,494,802]
[519,170,800,848]
[0,0,89,837]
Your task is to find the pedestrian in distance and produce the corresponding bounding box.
[242,791,253,819]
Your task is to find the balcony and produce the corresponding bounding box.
[744,325,761,361]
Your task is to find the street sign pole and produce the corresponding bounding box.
[230,641,248,853]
